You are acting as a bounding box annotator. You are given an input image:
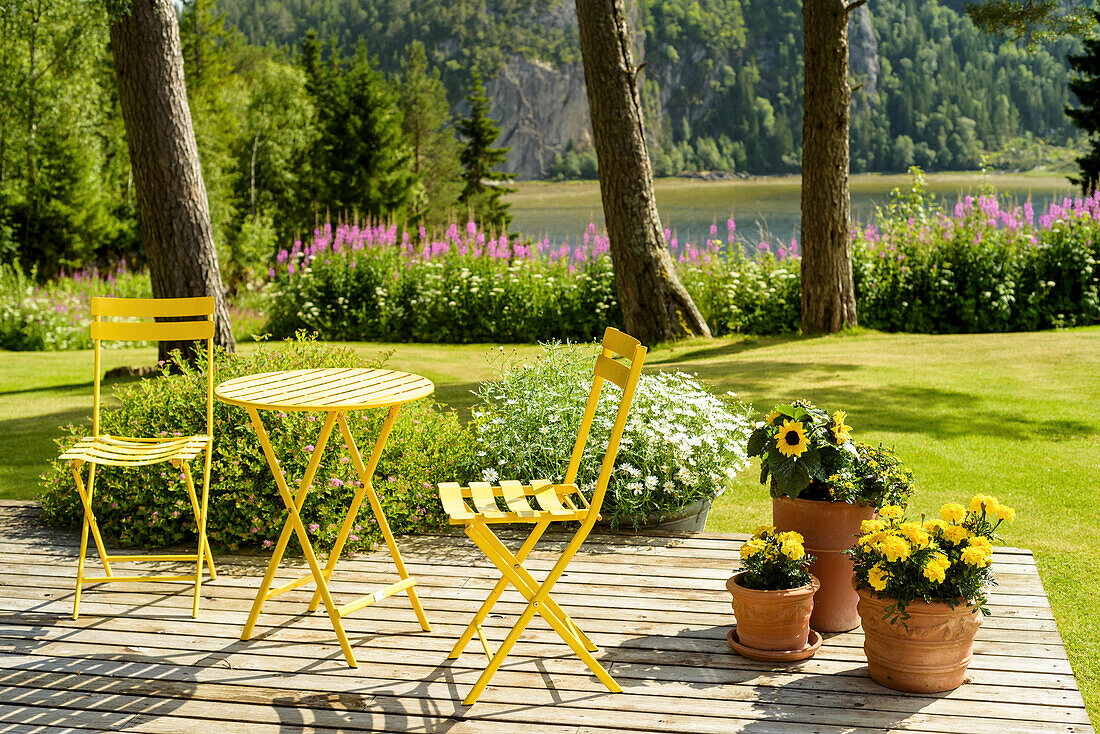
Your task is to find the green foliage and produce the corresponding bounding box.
[39,335,475,552]
[827,442,916,508]
[399,41,462,226]
[1067,11,1100,194]
[457,72,515,231]
[266,226,619,343]
[0,261,150,351]
[966,0,1095,45]
[747,401,857,501]
[465,342,754,528]
[737,527,814,591]
[678,248,802,335]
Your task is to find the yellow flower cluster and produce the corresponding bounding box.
[741,529,806,561]
[923,552,950,583]
[867,564,891,591]
[970,494,1016,522]
[831,410,853,444]
[878,505,904,520]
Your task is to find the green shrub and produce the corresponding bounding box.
[39,335,475,553]
[466,342,754,528]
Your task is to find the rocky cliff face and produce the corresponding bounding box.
[486,56,591,179]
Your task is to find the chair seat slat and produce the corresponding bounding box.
[531,480,574,517]
[498,481,539,517]
[438,483,475,520]
[469,482,506,518]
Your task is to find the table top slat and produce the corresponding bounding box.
[215,368,434,411]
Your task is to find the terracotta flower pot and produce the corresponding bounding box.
[856,584,983,693]
[725,572,820,651]
[772,496,875,632]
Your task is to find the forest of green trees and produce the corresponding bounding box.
[0,0,1087,277]
[215,0,1082,177]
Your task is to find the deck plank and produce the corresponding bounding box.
[0,502,1091,733]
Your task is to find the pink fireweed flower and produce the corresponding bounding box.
[309,523,320,532]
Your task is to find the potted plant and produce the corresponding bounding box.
[726,526,821,661]
[849,495,1016,692]
[747,401,915,631]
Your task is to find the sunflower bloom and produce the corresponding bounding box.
[765,410,782,425]
[775,421,808,458]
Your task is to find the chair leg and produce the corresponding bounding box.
[449,519,550,659]
[462,522,620,705]
[71,462,113,620]
[180,460,217,580]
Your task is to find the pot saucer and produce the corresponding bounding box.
[726,627,823,662]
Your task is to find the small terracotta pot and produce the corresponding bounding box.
[772,496,874,632]
[856,584,983,693]
[726,572,820,651]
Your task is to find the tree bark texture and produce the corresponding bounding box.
[575,0,710,344]
[109,0,234,361]
[801,0,858,333]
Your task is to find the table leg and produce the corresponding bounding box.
[303,409,430,632]
[240,408,360,667]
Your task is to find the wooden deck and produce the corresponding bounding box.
[0,501,1092,734]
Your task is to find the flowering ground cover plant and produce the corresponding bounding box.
[827,442,916,507]
[738,526,815,590]
[466,342,754,528]
[746,401,858,501]
[849,494,1017,622]
[40,334,475,552]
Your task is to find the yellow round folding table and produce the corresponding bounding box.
[215,368,434,667]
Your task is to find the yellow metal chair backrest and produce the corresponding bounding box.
[89,297,216,438]
[562,327,648,525]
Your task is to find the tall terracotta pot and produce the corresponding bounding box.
[856,585,983,693]
[772,496,874,632]
[726,572,819,651]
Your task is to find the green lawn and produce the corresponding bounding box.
[1,328,1097,722]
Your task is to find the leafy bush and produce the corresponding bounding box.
[854,171,1100,333]
[40,335,474,552]
[465,342,754,527]
[0,262,150,351]
[266,222,620,343]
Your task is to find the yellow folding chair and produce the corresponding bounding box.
[438,327,647,705]
[60,296,218,620]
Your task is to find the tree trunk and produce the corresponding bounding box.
[801,0,858,334]
[575,0,710,344]
[108,0,234,361]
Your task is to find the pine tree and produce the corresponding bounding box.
[398,41,461,225]
[456,71,514,231]
[1067,10,1100,195]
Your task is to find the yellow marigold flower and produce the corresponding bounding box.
[923,552,949,584]
[940,503,966,523]
[776,421,808,458]
[753,525,776,538]
[970,494,995,514]
[943,524,969,544]
[781,539,805,560]
[861,519,886,535]
[876,535,911,563]
[831,410,853,444]
[765,409,782,425]
[924,518,947,534]
[991,503,1016,522]
[878,505,904,521]
[968,536,993,555]
[900,522,930,548]
[858,530,885,547]
[777,530,804,543]
[740,539,764,559]
[867,565,890,592]
[961,545,991,567]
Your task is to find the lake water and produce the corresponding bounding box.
[505,172,1077,246]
